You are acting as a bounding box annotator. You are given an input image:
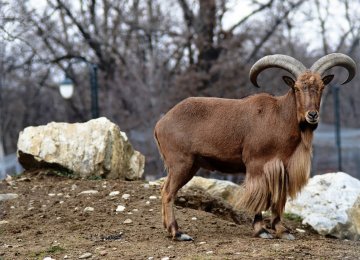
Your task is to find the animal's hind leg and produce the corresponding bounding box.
[271,203,295,240]
[253,213,273,239]
[271,171,295,240]
[263,158,294,239]
[161,156,198,241]
[271,182,295,240]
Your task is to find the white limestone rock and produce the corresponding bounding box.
[84,207,94,212]
[43,257,56,260]
[182,176,243,206]
[122,194,131,200]
[17,117,145,180]
[79,190,99,195]
[123,218,133,224]
[0,193,19,201]
[109,191,120,196]
[116,205,126,212]
[79,252,92,259]
[285,172,360,240]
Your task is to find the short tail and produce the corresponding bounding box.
[154,128,169,174]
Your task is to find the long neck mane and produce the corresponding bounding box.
[280,89,314,198]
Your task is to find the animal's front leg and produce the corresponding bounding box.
[253,213,273,239]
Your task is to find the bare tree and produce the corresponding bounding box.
[0,0,359,176]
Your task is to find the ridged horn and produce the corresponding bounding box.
[310,53,356,85]
[249,54,307,88]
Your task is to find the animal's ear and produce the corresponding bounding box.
[282,76,295,88]
[322,74,334,85]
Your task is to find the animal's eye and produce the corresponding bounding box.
[303,85,308,91]
[294,87,300,92]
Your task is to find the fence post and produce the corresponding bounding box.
[333,85,342,172]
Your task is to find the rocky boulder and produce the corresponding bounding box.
[285,172,360,240]
[181,176,244,206]
[17,117,145,180]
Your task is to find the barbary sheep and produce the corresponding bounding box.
[154,53,356,241]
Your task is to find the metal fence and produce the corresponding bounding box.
[0,153,23,179]
[312,124,360,180]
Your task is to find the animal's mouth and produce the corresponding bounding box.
[305,117,319,125]
[305,111,319,125]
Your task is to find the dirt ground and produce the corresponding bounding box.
[1,172,360,260]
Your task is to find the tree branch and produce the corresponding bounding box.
[177,0,195,29]
[90,0,100,36]
[315,0,329,54]
[56,0,105,65]
[228,0,274,33]
[246,0,305,63]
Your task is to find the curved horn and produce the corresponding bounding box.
[310,53,356,85]
[249,54,307,88]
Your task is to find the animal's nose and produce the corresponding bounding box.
[308,111,318,119]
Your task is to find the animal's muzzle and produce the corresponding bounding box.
[306,111,319,124]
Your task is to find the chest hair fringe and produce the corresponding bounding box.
[238,130,313,213]
[287,129,313,199]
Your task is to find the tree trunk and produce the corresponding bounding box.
[196,0,219,72]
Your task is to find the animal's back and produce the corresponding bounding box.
[154,94,287,173]
[156,95,278,134]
